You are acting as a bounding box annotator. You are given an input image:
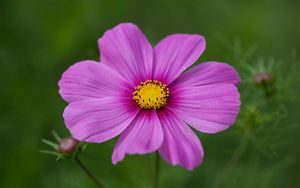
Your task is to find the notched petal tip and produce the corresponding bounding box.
[153,33,206,84]
[63,98,139,144]
[97,22,138,37]
[158,109,204,171]
[111,150,125,165]
[98,22,153,85]
[167,155,204,171]
[208,61,241,86]
[58,60,100,103]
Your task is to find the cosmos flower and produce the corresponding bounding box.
[59,23,240,170]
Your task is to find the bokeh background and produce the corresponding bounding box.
[1,0,300,188]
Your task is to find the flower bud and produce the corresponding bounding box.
[254,72,276,97]
[58,137,79,155]
[254,72,273,85]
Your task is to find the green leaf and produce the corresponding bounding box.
[52,130,61,142]
[41,139,58,150]
[39,150,60,157]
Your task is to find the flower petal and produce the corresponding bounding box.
[157,108,204,171]
[98,23,153,85]
[63,97,139,143]
[153,34,206,84]
[112,110,163,164]
[58,60,132,103]
[170,61,240,89]
[169,83,240,134]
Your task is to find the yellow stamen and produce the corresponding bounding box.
[132,80,169,110]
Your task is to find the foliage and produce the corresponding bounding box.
[1,0,300,188]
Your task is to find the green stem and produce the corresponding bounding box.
[214,138,248,188]
[153,152,160,188]
[74,156,107,188]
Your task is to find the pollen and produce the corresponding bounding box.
[132,80,169,110]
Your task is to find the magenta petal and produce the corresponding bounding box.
[153,34,206,84]
[169,84,240,134]
[169,62,241,133]
[170,61,240,89]
[98,23,153,85]
[112,110,163,164]
[58,60,132,103]
[63,97,139,143]
[157,108,204,171]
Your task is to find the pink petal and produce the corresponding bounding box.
[169,84,240,134]
[59,60,132,103]
[153,34,205,84]
[112,110,163,164]
[98,23,153,85]
[63,97,139,143]
[157,108,204,171]
[170,61,240,89]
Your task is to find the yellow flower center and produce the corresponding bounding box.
[132,80,169,110]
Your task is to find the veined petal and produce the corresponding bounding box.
[169,84,240,134]
[157,108,204,171]
[153,34,206,84]
[112,110,163,164]
[63,97,139,143]
[58,60,132,103]
[98,23,153,85]
[170,61,240,89]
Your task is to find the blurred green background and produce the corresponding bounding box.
[1,0,300,188]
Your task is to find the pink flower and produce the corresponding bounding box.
[59,23,240,170]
